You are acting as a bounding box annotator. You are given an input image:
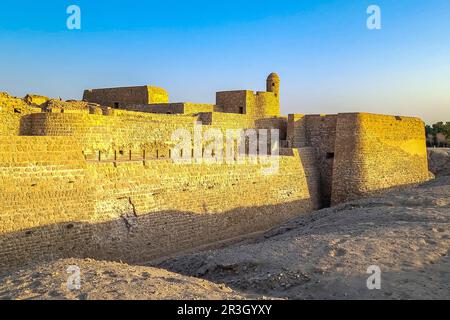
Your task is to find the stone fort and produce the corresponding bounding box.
[0,73,431,271]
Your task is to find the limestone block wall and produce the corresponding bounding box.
[83,86,169,108]
[118,103,185,114]
[287,114,307,147]
[126,103,215,115]
[198,112,255,130]
[44,99,93,113]
[29,110,285,165]
[0,135,313,271]
[183,103,215,115]
[29,110,272,161]
[280,147,322,210]
[0,94,41,136]
[29,110,198,155]
[86,153,312,263]
[252,91,280,119]
[331,113,430,204]
[0,137,95,269]
[215,90,280,121]
[0,109,30,136]
[297,147,322,210]
[304,115,337,207]
[256,117,288,141]
[216,91,248,115]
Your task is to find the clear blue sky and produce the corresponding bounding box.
[0,0,449,124]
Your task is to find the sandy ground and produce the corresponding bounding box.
[0,258,245,300]
[0,154,449,300]
[428,148,450,176]
[159,177,450,300]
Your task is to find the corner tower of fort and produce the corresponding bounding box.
[286,112,430,206]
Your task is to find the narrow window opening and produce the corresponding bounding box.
[326,152,335,159]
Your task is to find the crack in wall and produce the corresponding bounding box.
[118,197,138,232]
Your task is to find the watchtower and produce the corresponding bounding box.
[266,72,280,98]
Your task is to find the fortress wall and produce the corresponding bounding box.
[120,103,215,115]
[216,91,248,114]
[304,115,337,207]
[83,86,149,106]
[0,137,95,269]
[297,147,322,210]
[199,111,286,133]
[255,117,288,141]
[83,86,169,107]
[214,91,280,125]
[198,112,255,129]
[0,101,41,136]
[330,114,364,205]
[0,135,313,271]
[281,147,322,210]
[119,103,185,114]
[45,101,91,113]
[0,110,27,136]
[184,103,216,114]
[86,152,312,262]
[287,114,307,147]
[253,92,280,118]
[331,113,430,204]
[29,111,198,154]
[29,111,260,160]
[29,110,279,161]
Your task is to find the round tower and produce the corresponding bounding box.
[266,72,280,97]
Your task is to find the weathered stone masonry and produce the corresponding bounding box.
[0,136,312,270]
[0,74,431,271]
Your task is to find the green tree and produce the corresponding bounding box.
[444,122,450,139]
[426,121,450,147]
